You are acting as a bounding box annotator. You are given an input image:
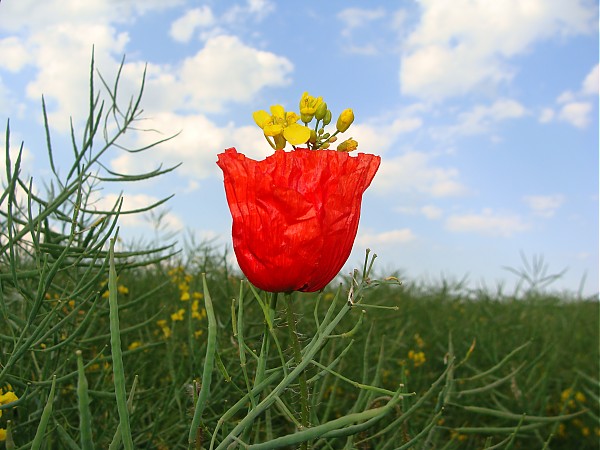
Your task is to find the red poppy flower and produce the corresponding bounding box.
[217,147,380,293]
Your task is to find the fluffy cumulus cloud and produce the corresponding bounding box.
[542,64,598,128]
[170,6,215,43]
[109,111,268,181]
[0,0,292,180]
[373,151,466,197]
[93,193,184,231]
[445,208,530,237]
[523,194,565,217]
[434,98,527,139]
[401,0,597,100]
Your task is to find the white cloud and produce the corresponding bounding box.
[110,111,269,182]
[582,64,599,95]
[372,151,467,197]
[338,7,386,36]
[538,108,555,123]
[350,116,422,154]
[223,0,275,23]
[421,205,443,219]
[544,64,598,128]
[523,194,565,217]
[0,37,32,72]
[437,98,527,138]
[445,208,530,237]
[170,6,215,43]
[558,101,592,128]
[395,204,443,219]
[177,35,292,112]
[337,7,388,54]
[401,0,597,100]
[93,193,184,231]
[0,0,181,33]
[356,228,416,247]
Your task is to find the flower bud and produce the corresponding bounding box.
[323,110,332,126]
[337,138,358,152]
[309,129,317,144]
[336,109,354,133]
[301,113,313,123]
[315,102,328,120]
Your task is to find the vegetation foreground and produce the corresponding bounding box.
[1,58,598,449]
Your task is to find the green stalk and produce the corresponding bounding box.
[215,301,354,450]
[76,350,94,450]
[108,238,134,450]
[31,376,56,450]
[247,389,404,450]
[284,293,310,443]
[188,273,217,448]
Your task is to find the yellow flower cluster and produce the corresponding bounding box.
[253,91,357,152]
[556,388,596,439]
[408,350,426,368]
[155,267,207,339]
[0,386,19,441]
[100,279,129,299]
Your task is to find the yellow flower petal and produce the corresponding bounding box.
[283,123,311,145]
[263,123,284,137]
[270,104,285,119]
[253,110,271,128]
[285,111,300,126]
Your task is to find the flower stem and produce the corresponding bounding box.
[285,293,310,448]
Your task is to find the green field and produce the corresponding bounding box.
[1,60,598,449]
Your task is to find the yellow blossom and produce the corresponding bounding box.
[337,138,358,152]
[408,350,426,368]
[299,91,323,122]
[253,105,311,150]
[414,333,425,349]
[156,319,171,338]
[0,428,6,441]
[0,391,18,405]
[128,341,142,351]
[171,308,185,322]
[192,291,203,299]
[117,285,129,295]
[336,108,354,133]
[180,291,190,301]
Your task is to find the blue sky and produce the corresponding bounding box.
[0,0,598,296]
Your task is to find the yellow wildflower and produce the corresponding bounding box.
[0,428,6,441]
[128,341,142,351]
[171,308,185,322]
[408,350,426,368]
[253,105,311,150]
[156,319,171,339]
[336,108,354,133]
[299,91,323,122]
[0,391,18,405]
[337,138,358,152]
[180,291,190,301]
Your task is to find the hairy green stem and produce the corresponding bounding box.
[285,293,310,446]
